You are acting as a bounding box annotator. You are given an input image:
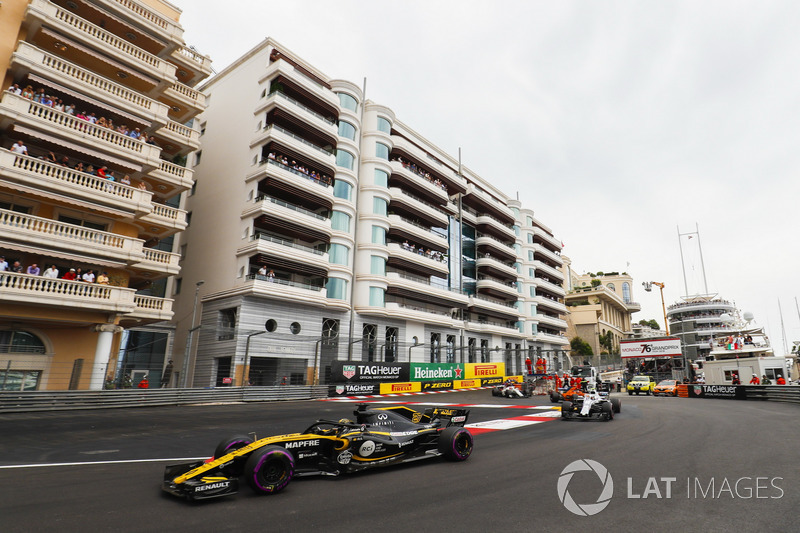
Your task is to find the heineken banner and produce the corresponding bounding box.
[330,361,410,383]
[410,363,465,381]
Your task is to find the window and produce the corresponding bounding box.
[468,338,476,363]
[513,225,520,236]
[446,335,456,363]
[375,142,390,160]
[370,255,386,275]
[607,283,615,291]
[531,304,537,315]
[326,278,348,300]
[374,168,389,187]
[194,150,202,166]
[0,201,31,214]
[218,308,237,340]
[530,286,535,297]
[386,327,399,362]
[371,225,386,245]
[430,333,441,363]
[337,92,358,111]
[333,180,353,201]
[529,268,534,278]
[190,180,197,196]
[526,216,533,227]
[185,211,192,226]
[362,324,377,362]
[174,278,182,295]
[517,281,522,293]
[331,211,351,232]
[58,215,107,232]
[0,331,46,354]
[329,243,350,265]
[531,323,538,335]
[480,339,489,363]
[338,120,356,140]
[0,369,41,391]
[528,250,534,261]
[290,322,301,334]
[377,117,391,134]
[373,197,388,216]
[336,149,354,170]
[369,287,385,307]
[622,282,631,303]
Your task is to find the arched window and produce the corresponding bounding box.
[0,330,46,354]
[622,282,631,303]
[607,283,615,291]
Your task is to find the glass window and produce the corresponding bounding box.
[373,197,388,216]
[333,180,352,201]
[529,268,534,278]
[528,250,534,261]
[338,120,356,140]
[623,282,631,303]
[0,331,46,354]
[517,281,522,293]
[331,211,351,232]
[377,117,391,134]
[513,225,520,236]
[326,277,348,300]
[531,323,538,335]
[371,225,386,245]
[370,256,386,275]
[375,142,390,160]
[374,169,389,187]
[369,287,385,307]
[527,233,533,243]
[531,304,537,315]
[530,286,535,297]
[329,243,350,265]
[337,92,358,111]
[526,216,533,227]
[336,149,354,170]
[607,283,615,291]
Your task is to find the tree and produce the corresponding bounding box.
[570,337,594,356]
[590,278,601,287]
[638,319,660,330]
[598,331,614,354]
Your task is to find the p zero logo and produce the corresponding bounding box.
[391,383,413,392]
[474,365,498,376]
[342,365,356,379]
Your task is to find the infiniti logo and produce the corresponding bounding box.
[557,459,614,516]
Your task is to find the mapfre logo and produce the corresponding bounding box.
[391,383,412,392]
[557,459,614,516]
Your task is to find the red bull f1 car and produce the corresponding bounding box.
[162,404,473,500]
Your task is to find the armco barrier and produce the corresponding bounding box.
[684,384,800,404]
[0,386,330,413]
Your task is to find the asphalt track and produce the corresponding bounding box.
[0,390,797,532]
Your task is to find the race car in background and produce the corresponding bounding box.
[491,379,534,398]
[561,388,621,421]
[162,404,473,500]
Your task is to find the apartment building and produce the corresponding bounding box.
[174,38,568,387]
[562,258,641,358]
[0,0,209,390]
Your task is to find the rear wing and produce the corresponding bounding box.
[424,407,470,427]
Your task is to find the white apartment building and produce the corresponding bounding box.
[0,0,209,390]
[174,38,567,387]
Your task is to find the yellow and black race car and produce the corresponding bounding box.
[162,404,473,500]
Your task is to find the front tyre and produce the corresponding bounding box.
[602,402,614,421]
[214,434,254,459]
[439,426,473,461]
[550,391,562,403]
[244,446,294,494]
[561,400,573,419]
[610,397,621,413]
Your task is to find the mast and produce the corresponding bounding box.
[677,225,689,296]
[779,298,788,354]
[695,223,709,295]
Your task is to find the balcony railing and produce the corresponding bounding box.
[477,233,515,250]
[172,45,212,74]
[262,157,331,188]
[252,232,325,255]
[265,124,334,157]
[388,270,467,295]
[247,274,324,291]
[269,91,336,125]
[141,247,180,267]
[391,214,447,240]
[472,294,518,309]
[0,271,135,309]
[255,194,327,220]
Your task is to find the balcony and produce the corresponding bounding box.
[389,160,448,205]
[476,277,519,299]
[476,234,516,261]
[467,321,523,337]
[0,93,162,170]
[385,271,468,306]
[137,202,187,233]
[465,183,514,225]
[10,41,171,126]
[97,0,185,45]
[534,295,567,314]
[383,301,456,327]
[127,294,174,321]
[155,119,200,153]
[237,233,329,272]
[26,0,177,83]
[388,215,447,249]
[536,314,568,330]
[260,60,339,110]
[388,187,449,227]
[626,301,642,312]
[0,208,144,264]
[240,274,328,307]
[390,135,466,193]
[242,195,332,241]
[535,331,569,346]
[130,247,180,276]
[0,271,136,313]
[252,124,335,170]
[387,243,449,276]
[535,277,566,297]
[169,45,213,86]
[532,226,562,252]
[0,149,152,216]
[476,256,518,280]
[532,260,564,282]
[162,82,207,123]
[476,215,516,241]
[532,243,562,265]
[249,158,334,206]
[149,159,194,193]
[260,91,338,139]
[468,295,521,320]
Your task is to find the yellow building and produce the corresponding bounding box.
[0,0,209,390]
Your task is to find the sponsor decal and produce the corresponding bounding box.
[422,381,453,390]
[335,385,345,395]
[337,450,353,464]
[435,408,456,416]
[397,440,414,447]
[359,441,376,457]
[451,415,466,423]
[473,364,499,376]
[392,383,412,392]
[331,361,411,383]
[411,364,464,381]
[465,362,504,379]
[688,385,745,399]
[360,365,401,376]
[195,481,230,493]
[390,431,419,436]
[412,412,423,423]
[342,365,356,380]
[284,439,320,449]
[483,377,504,386]
[298,452,318,459]
[456,380,478,388]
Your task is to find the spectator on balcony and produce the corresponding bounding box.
[54,99,64,112]
[43,264,59,278]
[11,261,23,273]
[106,118,114,130]
[267,269,275,281]
[257,265,268,278]
[10,140,28,156]
[33,88,45,103]
[97,166,108,179]
[63,268,77,281]
[146,136,158,146]
[82,269,95,283]
[97,117,108,128]
[85,164,96,176]
[22,85,35,99]
[121,175,131,186]
[26,264,40,276]
[6,83,21,95]
[88,113,97,124]
[73,162,84,173]
[58,155,70,167]
[137,181,148,190]
[64,104,75,115]
[0,257,7,271]
[129,128,141,140]
[76,110,88,121]
[75,268,84,281]
[97,272,109,284]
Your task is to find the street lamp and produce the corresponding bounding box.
[180,280,204,388]
[243,330,268,386]
[642,281,669,335]
[408,338,424,362]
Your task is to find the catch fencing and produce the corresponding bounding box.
[0,386,330,413]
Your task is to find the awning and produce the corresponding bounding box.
[27,73,150,128]
[0,240,127,269]
[40,28,157,88]
[13,124,142,172]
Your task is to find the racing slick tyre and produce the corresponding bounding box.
[602,402,614,421]
[561,400,573,419]
[214,434,254,460]
[550,391,562,403]
[492,387,501,397]
[438,426,473,461]
[244,445,295,495]
[610,397,621,413]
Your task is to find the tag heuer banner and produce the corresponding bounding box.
[330,361,410,382]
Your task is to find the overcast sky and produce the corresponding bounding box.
[178,1,800,354]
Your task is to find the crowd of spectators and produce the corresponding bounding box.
[0,256,111,285]
[400,240,447,263]
[393,157,447,192]
[265,151,332,186]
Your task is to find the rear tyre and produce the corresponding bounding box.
[492,388,501,397]
[602,402,613,421]
[244,446,294,495]
[438,426,473,461]
[561,400,573,419]
[550,391,562,403]
[610,397,621,413]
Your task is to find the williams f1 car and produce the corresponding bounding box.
[491,379,534,398]
[560,389,621,421]
[162,404,473,500]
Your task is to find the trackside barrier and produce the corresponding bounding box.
[0,386,330,413]
[683,384,800,404]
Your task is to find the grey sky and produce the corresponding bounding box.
[179,1,800,353]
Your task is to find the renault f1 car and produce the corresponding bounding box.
[162,404,473,500]
[560,392,621,421]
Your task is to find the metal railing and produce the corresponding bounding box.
[255,194,327,220]
[251,232,325,255]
